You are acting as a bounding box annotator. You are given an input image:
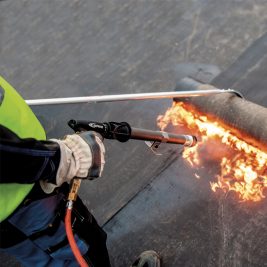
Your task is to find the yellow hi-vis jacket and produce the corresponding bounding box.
[0,76,46,222]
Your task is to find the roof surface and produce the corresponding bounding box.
[1,1,267,266]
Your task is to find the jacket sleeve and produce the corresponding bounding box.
[0,125,60,184]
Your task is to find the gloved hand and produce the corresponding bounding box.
[40,132,105,193]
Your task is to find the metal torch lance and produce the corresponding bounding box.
[68,119,197,153]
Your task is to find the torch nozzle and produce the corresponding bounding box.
[184,135,198,147]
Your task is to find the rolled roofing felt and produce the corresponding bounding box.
[174,77,267,153]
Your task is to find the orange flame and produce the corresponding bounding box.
[157,102,267,202]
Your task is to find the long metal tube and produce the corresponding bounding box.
[25,89,241,106]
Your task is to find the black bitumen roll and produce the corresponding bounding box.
[174,77,267,152]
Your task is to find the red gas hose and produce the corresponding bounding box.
[65,201,89,267]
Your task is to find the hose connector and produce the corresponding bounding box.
[68,178,82,202]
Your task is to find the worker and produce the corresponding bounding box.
[0,75,161,267]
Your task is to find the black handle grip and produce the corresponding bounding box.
[68,120,132,142]
[68,119,108,134]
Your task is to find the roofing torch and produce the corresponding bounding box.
[65,119,197,267]
[67,119,197,149]
[66,119,197,200]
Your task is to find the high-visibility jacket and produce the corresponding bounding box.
[0,76,46,222]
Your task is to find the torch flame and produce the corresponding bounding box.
[157,102,267,202]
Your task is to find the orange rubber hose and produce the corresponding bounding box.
[65,206,89,267]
